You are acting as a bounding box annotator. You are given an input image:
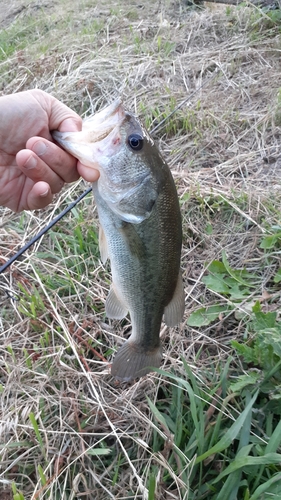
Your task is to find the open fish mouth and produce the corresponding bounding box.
[52,99,126,169]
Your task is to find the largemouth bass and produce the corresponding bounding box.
[53,100,185,381]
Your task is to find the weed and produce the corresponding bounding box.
[148,358,281,499]
[1,0,281,498]
[187,251,260,327]
[0,14,53,61]
[11,483,25,500]
[248,7,281,40]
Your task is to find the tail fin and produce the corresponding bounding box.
[111,341,162,382]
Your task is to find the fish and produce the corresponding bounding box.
[53,100,185,381]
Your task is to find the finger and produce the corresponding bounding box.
[58,117,82,133]
[27,137,80,184]
[26,181,53,210]
[18,136,80,187]
[77,161,100,182]
[32,90,83,133]
[16,148,65,194]
[49,97,82,132]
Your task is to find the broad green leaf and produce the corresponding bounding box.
[207,260,227,274]
[260,234,281,249]
[274,268,281,283]
[187,305,230,327]
[231,341,255,364]
[229,372,260,393]
[259,330,281,357]
[252,311,277,330]
[252,301,261,313]
[222,250,256,287]
[265,420,281,454]
[215,445,253,500]
[215,471,242,500]
[202,275,230,294]
[228,283,250,300]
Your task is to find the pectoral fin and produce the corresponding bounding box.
[106,285,128,319]
[99,225,108,263]
[164,272,185,327]
[118,222,145,260]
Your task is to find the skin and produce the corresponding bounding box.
[0,89,99,212]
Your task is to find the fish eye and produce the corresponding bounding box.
[127,134,144,151]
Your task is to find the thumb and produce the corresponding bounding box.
[59,116,82,133]
[48,93,82,132]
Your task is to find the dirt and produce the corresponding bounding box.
[0,489,12,500]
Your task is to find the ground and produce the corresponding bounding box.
[0,0,281,499]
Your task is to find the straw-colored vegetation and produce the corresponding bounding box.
[1,0,281,498]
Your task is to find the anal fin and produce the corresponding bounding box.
[164,272,185,327]
[106,285,128,319]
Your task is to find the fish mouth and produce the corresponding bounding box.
[52,99,126,169]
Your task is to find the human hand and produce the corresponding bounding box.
[0,89,99,212]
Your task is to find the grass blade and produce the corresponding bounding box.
[214,453,281,483]
[249,472,281,500]
[195,391,258,464]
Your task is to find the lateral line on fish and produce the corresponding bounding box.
[1,73,218,273]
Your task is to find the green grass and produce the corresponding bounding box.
[5,187,281,500]
[1,0,281,498]
[148,360,281,499]
[0,16,40,60]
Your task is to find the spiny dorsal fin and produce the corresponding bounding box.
[164,272,185,327]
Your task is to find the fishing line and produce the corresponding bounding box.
[1,71,217,274]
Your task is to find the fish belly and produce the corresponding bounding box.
[92,174,182,381]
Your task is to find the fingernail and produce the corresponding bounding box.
[40,188,50,197]
[24,155,37,170]
[32,141,47,156]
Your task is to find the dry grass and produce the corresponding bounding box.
[1,0,281,498]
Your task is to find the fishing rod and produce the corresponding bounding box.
[0,188,92,274]
[0,72,218,274]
